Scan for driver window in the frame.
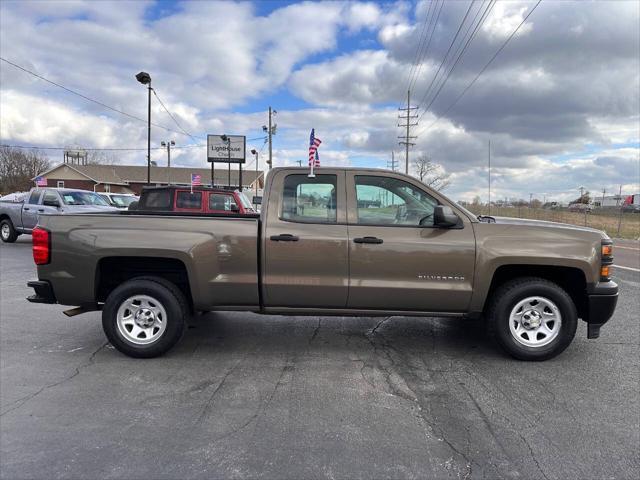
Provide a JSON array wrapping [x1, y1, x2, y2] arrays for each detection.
[[355, 175, 438, 226]]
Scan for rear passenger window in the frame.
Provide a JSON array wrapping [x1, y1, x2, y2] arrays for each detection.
[[28, 191, 42, 204], [209, 193, 237, 211], [281, 174, 337, 223], [142, 190, 171, 209], [176, 191, 202, 210]]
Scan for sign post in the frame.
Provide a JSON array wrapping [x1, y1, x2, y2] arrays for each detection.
[[207, 135, 246, 189]]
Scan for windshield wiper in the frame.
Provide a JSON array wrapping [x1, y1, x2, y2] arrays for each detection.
[[477, 215, 496, 223]]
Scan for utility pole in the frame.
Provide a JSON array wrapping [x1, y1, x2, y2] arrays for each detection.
[[488, 139, 491, 215], [579, 186, 585, 201], [268, 107, 273, 170], [529, 193, 533, 208], [398, 90, 417, 174], [264, 107, 276, 169], [616, 184, 623, 236], [387, 151, 398, 172], [601, 188, 606, 208]]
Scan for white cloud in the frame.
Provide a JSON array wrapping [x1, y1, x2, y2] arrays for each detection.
[[0, 0, 638, 202]]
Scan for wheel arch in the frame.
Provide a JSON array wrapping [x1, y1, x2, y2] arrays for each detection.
[[482, 264, 588, 320], [95, 256, 194, 310]]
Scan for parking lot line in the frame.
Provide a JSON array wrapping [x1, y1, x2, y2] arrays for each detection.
[[615, 265, 640, 272]]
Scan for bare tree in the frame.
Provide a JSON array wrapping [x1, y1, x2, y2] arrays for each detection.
[[571, 191, 591, 205], [0, 146, 50, 194], [412, 154, 450, 191]]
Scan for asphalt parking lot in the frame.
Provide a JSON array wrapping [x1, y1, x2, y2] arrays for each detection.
[[1, 237, 638, 480]]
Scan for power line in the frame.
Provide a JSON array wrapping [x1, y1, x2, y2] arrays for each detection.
[[405, 0, 436, 92], [415, 0, 477, 113], [1, 143, 198, 151], [417, 0, 496, 123], [409, 0, 444, 94], [1, 137, 267, 152], [1, 57, 191, 138], [415, 0, 543, 136], [151, 88, 202, 141]]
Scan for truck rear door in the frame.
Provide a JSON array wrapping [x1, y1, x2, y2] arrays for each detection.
[[263, 170, 348, 308], [345, 171, 476, 312]]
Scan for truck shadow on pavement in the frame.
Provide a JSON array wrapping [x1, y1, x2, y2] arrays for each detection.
[[176, 312, 500, 362]]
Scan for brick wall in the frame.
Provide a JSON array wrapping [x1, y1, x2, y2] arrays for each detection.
[[41, 179, 131, 194], [44, 179, 95, 190]]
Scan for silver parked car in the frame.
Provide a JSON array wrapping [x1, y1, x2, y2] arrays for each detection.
[[0, 188, 119, 243], [98, 192, 139, 209]]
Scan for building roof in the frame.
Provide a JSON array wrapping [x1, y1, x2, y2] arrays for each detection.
[[37, 163, 263, 187]]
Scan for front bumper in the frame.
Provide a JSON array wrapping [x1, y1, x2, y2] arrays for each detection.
[[26, 280, 57, 304], [585, 280, 618, 339]]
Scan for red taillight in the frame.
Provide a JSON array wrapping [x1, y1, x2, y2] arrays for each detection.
[[32, 228, 50, 265]]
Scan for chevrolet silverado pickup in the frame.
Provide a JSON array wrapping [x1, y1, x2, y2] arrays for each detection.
[[26, 167, 618, 360]]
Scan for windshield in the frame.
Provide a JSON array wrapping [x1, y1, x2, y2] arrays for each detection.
[[60, 191, 110, 206], [236, 190, 254, 210], [109, 195, 137, 207]]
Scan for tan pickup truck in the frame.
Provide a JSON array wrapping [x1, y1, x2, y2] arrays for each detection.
[[27, 167, 618, 360]]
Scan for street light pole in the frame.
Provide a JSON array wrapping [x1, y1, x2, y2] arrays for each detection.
[[161, 140, 175, 184], [251, 149, 259, 198], [221, 135, 232, 187], [135, 71, 152, 184]]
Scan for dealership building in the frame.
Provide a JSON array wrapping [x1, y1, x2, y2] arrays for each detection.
[[33, 163, 264, 195]]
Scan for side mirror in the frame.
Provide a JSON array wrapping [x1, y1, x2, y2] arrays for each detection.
[[43, 198, 60, 208], [434, 205, 459, 228], [128, 201, 139, 210], [230, 204, 240, 212]]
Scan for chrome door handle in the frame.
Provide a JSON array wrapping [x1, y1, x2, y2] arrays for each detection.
[[353, 236, 383, 244]]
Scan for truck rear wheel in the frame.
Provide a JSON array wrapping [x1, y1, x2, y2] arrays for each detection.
[[102, 277, 187, 358], [487, 277, 577, 361], [1, 219, 18, 243]]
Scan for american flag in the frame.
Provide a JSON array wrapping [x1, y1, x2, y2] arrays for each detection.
[[308, 128, 321, 167], [35, 176, 47, 186], [191, 173, 202, 186]]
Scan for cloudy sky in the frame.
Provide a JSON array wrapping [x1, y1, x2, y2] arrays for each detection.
[[1, 0, 638, 202]]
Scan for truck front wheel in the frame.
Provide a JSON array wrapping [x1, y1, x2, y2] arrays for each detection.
[[487, 277, 578, 361], [102, 277, 187, 358], [1, 219, 19, 243]]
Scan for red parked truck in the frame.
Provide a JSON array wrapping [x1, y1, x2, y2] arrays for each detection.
[[134, 186, 256, 215]]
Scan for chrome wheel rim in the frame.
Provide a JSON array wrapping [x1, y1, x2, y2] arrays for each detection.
[[1, 224, 10, 240], [116, 295, 167, 345], [509, 296, 562, 348]]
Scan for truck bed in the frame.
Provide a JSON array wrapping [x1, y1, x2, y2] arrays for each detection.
[[35, 212, 261, 310]]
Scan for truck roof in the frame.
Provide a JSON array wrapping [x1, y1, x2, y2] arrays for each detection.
[[141, 185, 242, 192]]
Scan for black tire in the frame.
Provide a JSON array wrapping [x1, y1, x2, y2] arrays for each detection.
[[0, 219, 19, 243], [102, 277, 188, 358], [487, 277, 578, 361]]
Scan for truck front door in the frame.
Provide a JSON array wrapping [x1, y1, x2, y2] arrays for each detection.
[[346, 172, 476, 313], [20, 190, 42, 231], [263, 170, 348, 308]]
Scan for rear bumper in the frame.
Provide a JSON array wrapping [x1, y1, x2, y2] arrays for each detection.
[[585, 281, 618, 339], [26, 280, 57, 304]]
